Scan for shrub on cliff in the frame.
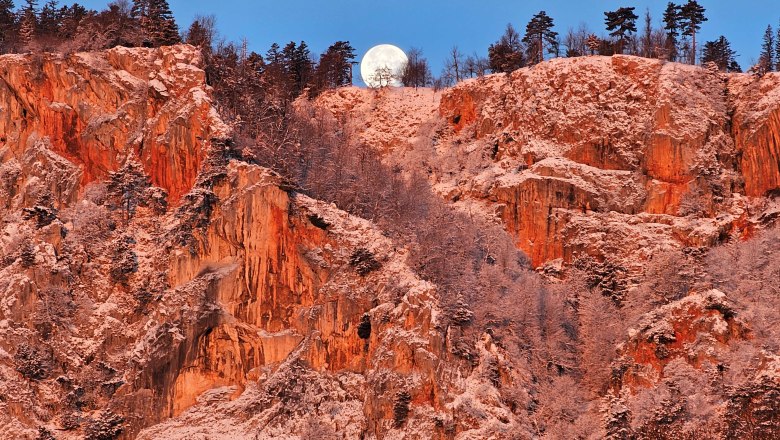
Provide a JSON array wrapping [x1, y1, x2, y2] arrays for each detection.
[[14, 343, 51, 380], [349, 248, 381, 276], [109, 234, 138, 284], [84, 410, 124, 440], [393, 391, 412, 427], [107, 157, 152, 222]]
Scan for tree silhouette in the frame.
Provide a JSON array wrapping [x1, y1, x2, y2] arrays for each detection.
[[679, 0, 707, 64], [488, 23, 524, 73], [604, 7, 639, 54], [401, 47, 432, 87], [313, 40, 355, 93], [522, 11, 558, 65], [761, 25, 775, 72], [702, 36, 740, 72], [663, 2, 681, 61]]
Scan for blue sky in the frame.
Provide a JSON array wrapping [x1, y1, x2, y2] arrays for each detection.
[[76, 0, 780, 85]]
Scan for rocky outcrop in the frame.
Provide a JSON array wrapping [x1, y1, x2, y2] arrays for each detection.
[[436, 56, 750, 267], [613, 290, 747, 391], [730, 72, 780, 198], [0, 45, 226, 205], [0, 46, 519, 440], [315, 56, 775, 269]]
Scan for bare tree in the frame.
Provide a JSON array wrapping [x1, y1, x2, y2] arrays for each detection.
[[369, 65, 395, 88], [401, 47, 432, 87], [564, 23, 591, 57], [443, 46, 464, 84]]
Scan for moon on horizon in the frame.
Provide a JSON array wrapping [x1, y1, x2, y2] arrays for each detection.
[[360, 44, 408, 88]]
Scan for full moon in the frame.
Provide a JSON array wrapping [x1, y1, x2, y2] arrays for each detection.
[[360, 44, 408, 88]]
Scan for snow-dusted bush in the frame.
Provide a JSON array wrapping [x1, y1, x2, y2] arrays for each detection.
[[14, 343, 51, 380], [84, 411, 124, 440]]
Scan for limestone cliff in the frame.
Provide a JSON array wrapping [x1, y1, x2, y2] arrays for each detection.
[[0, 45, 226, 207], [0, 46, 519, 440], [316, 56, 780, 272], [2, 46, 780, 440]]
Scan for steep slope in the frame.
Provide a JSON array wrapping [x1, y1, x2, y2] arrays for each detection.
[[2, 46, 780, 440], [0, 45, 226, 207], [312, 57, 780, 438], [0, 46, 522, 440], [317, 57, 780, 275]]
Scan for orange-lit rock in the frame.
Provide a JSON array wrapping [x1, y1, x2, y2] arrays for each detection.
[[0, 45, 226, 204], [730, 73, 780, 197], [612, 290, 748, 392]]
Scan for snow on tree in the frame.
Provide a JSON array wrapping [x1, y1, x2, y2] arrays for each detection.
[[369, 65, 394, 88], [522, 10, 558, 65], [604, 6, 639, 54], [488, 23, 524, 73], [18, 0, 37, 48], [585, 33, 601, 55], [109, 234, 138, 284], [107, 156, 151, 221], [131, 0, 179, 47]]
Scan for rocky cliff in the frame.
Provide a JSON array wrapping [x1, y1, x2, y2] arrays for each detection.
[[0, 46, 521, 440], [318, 56, 780, 272], [2, 46, 780, 439]]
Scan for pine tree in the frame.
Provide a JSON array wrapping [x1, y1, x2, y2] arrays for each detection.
[[313, 40, 355, 90], [38, 0, 59, 37], [147, 0, 178, 46], [776, 22, 780, 72], [0, 0, 16, 50], [663, 2, 681, 61], [702, 36, 740, 72], [679, 0, 707, 64], [265, 42, 281, 65], [586, 34, 600, 55], [522, 11, 558, 65], [184, 17, 211, 51], [641, 8, 653, 58], [281, 41, 312, 96], [57, 3, 86, 39], [604, 7, 639, 54], [107, 156, 151, 222], [761, 25, 775, 73], [18, 0, 37, 48], [488, 23, 524, 73], [132, 0, 179, 47]]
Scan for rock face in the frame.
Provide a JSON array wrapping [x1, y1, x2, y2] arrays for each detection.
[[0, 47, 518, 440], [436, 56, 765, 268], [730, 73, 780, 197], [316, 57, 780, 270], [2, 47, 780, 439], [0, 45, 226, 205]]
